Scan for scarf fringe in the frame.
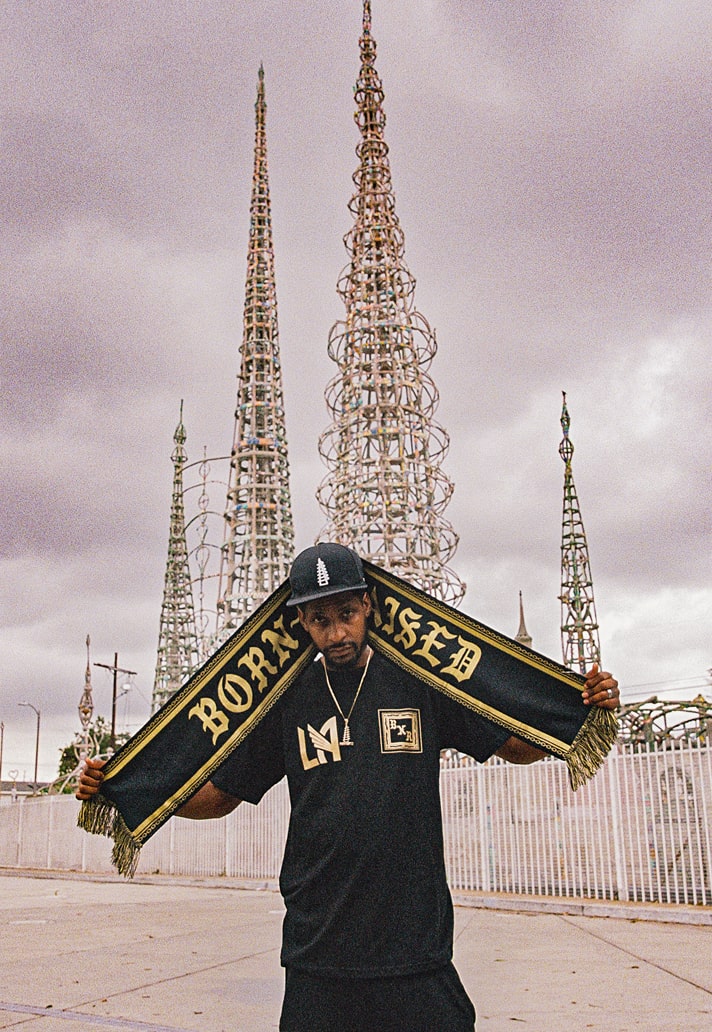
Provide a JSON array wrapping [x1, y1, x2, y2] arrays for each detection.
[[77, 795, 113, 835], [565, 707, 618, 790], [77, 797, 141, 878]]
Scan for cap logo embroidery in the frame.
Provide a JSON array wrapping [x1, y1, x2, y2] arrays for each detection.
[[316, 557, 330, 586]]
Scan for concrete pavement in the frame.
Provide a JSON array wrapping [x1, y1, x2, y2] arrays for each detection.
[[0, 871, 710, 1032]]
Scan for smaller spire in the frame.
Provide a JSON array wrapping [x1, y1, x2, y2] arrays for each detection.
[[558, 391, 600, 674], [515, 592, 533, 648], [77, 634, 94, 762], [174, 398, 186, 450], [152, 403, 200, 711]]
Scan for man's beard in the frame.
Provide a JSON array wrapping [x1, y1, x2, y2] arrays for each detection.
[[323, 636, 368, 669]]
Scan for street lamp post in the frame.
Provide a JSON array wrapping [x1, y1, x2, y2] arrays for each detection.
[[18, 702, 40, 792]]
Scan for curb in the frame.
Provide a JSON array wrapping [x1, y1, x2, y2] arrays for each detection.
[[451, 889, 712, 926], [2, 867, 709, 926]]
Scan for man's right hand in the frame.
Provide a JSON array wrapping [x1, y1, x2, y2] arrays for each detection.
[[75, 757, 107, 800]]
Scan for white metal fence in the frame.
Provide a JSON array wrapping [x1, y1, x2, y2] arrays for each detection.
[[1, 741, 710, 906], [440, 740, 712, 905]]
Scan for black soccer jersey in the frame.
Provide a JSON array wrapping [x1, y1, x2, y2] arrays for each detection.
[[211, 651, 509, 977]]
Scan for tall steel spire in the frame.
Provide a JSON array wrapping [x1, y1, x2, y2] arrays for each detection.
[[558, 392, 601, 673], [316, 1, 464, 605], [515, 592, 533, 649], [151, 402, 200, 712], [216, 66, 295, 637]]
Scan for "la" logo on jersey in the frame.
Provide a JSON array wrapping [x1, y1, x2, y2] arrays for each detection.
[[298, 716, 342, 770]]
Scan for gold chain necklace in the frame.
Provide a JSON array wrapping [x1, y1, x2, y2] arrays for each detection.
[[321, 647, 372, 746]]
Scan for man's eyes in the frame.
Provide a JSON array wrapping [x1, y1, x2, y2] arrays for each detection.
[[311, 608, 357, 625]]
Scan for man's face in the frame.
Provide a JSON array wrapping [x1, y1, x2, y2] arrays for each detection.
[[298, 591, 372, 669]]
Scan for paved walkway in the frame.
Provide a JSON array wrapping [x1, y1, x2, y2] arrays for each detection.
[[1, 871, 710, 1031]]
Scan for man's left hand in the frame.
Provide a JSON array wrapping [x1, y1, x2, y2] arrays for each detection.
[[582, 664, 619, 708]]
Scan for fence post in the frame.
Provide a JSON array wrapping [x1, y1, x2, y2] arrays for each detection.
[[607, 747, 628, 901], [225, 806, 232, 877], [16, 799, 24, 867], [47, 796, 54, 870], [476, 763, 491, 893], [700, 741, 712, 902], [81, 806, 88, 872]]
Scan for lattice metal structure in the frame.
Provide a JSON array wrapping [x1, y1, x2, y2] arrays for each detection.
[[617, 695, 712, 747], [183, 447, 229, 662], [216, 66, 295, 638], [558, 392, 600, 673], [49, 635, 106, 794], [316, 0, 464, 605], [151, 403, 200, 712]]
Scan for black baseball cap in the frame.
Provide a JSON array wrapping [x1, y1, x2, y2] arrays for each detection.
[[287, 543, 368, 607]]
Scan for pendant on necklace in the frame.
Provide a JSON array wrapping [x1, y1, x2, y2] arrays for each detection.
[[323, 648, 372, 749]]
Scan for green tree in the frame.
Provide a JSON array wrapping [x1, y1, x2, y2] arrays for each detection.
[[56, 716, 128, 782]]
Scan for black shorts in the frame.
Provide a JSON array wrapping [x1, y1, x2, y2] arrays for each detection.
[[279, 962, 476, 1032]]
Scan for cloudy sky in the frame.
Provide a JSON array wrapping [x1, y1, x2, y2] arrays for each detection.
[[2, 0, 710, 782]]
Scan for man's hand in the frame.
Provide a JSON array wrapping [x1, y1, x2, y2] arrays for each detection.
[[74, 755, 241, 820], [75, 757, 107, 800], [582, 665, 619, 709]]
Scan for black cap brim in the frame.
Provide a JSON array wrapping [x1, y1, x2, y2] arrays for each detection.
[[286, 581, 368, 607]]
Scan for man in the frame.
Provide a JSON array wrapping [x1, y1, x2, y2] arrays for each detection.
[[78, 542, 619, 1031]]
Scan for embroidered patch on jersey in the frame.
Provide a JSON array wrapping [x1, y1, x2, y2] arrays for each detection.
[[378, 709, 422, 753]]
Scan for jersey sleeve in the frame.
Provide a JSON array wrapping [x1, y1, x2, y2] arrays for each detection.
[[210, 701, 285, 804], [435, 690, 511, 761]]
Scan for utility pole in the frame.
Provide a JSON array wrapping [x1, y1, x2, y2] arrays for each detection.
[[18, 702, 40, 791], [94, 654, 137, 753]]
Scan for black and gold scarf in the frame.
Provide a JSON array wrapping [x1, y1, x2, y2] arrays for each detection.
[[78, 561, 617, 876]]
